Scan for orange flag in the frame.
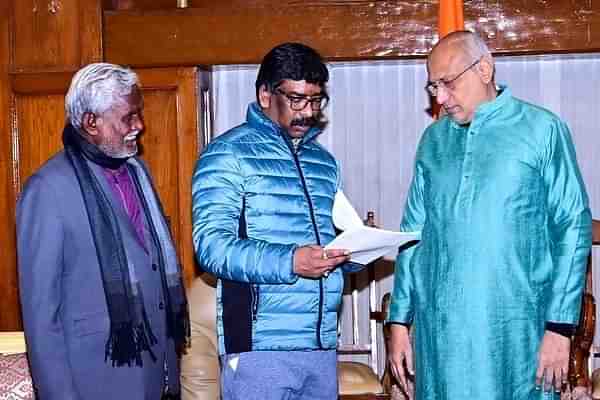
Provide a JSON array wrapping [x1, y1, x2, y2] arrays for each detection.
[[439, 0, 464, 39], [432, 0, 464, 118]]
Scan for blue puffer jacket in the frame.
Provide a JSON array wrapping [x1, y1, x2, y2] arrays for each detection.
[[192, 102, 347, 355]]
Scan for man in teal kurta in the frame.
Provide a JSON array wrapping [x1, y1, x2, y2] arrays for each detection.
[[387, 31, 592, 400]]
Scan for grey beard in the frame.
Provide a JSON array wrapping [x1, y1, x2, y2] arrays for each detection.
[[98, 142, 138, 159]]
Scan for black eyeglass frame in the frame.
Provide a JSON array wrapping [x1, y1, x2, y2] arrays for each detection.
[[426, 58, 481, 97], [274, 88, 330, 111]]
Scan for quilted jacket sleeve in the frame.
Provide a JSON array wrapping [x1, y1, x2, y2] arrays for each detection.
[[192, 141, 298, 284]]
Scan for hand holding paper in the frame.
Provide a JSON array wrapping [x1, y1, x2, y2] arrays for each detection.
[[325, 191, 420, 265], [293, 245, 350, 279]]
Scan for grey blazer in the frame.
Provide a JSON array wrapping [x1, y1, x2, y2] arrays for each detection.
[[17, 151, 180, 400]]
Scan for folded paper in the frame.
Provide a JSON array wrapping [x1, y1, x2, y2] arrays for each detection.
[[326, 191, 420, 265]]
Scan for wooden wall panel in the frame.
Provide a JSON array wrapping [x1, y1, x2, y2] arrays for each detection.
[[138, 89, 181, 258], [80, 0, 104, 64], [104, 0, 600, 67], [104, 4, 432, 66], [104, 0, 422, 11], [135, 68, 201, 287], [10, 72, 72, 189], [172, 68, 202, 287], [11, 0, 102, 72], [0, 0, 19, 331], [15, 95, 66, 184], [12, 0, 81, 71]]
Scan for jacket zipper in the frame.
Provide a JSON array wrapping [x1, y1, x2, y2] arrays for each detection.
[[290, 147, 324, 349], [238, 197, 259, 322], [251, 284, 259, 321]]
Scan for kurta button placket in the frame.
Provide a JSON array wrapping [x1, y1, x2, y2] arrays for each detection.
[[459, 125, 476, 203]]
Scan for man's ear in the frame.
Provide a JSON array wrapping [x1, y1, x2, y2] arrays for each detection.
[[81, 112, 99, 136], [258, 84, 273, 109], [477, 55, 495, 84]]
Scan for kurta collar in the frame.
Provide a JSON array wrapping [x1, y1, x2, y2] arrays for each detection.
[[246, 102, 322, 149], [449, 84, 512, 130]]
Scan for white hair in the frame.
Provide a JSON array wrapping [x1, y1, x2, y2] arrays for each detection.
[[65, 63, 139, 130], [461, 31, 492, 61], [435, 30, 492, 62]]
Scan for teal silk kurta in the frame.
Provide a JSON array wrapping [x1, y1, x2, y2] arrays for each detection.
[[389, 86, 592, 400]]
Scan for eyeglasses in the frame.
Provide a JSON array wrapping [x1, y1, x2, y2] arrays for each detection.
[[426, 58, 481, 97], [275, 88, 329, 111]]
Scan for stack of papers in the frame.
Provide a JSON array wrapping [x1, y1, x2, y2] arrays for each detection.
[[325, 191, 420, 265]]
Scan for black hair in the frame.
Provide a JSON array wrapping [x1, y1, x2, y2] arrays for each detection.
[[255, 42, 329, 100]]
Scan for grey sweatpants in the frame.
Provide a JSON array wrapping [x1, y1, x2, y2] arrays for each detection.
[[220, 350, 337, 400]]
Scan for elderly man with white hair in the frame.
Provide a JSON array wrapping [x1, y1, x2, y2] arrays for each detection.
[[17, 63, 189, 400], [387, 31, 592, 400]]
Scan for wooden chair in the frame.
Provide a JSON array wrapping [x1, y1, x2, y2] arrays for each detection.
[[338, 260, 385, 399], [337, 212, 401, 399], [338, 211, 405, 400], [565, 219, 600, 398], [338, 260, 395, 399]]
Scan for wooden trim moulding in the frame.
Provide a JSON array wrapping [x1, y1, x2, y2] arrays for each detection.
[[103, 6, 438, 67], [9, 67, 184, 94], [103, 2, 600, 68]]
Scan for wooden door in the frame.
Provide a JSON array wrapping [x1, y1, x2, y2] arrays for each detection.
[[2, 67, 201, 330]]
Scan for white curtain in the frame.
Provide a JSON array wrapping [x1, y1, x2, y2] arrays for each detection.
[[209, 54, 600, 371], [212, 56, 600, 221]]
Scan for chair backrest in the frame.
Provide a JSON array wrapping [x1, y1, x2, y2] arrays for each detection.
[[570, 219, 600, 389], [337, 211, 395, 378], [338, 266, 381, 374], [180, 273, 220, 400]]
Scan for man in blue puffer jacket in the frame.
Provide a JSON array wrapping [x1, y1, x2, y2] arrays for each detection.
[[192, 43, 359, 400]]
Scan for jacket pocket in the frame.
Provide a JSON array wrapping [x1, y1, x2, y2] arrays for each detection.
[[72, 311, 109, 337]]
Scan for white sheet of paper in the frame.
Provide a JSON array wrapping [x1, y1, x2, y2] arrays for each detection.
[[327, 191, 421, 265], [331, 190, 364, 231]]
